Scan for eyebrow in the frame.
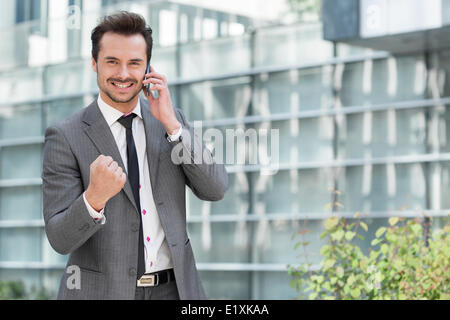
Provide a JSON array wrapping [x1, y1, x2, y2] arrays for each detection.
[[104, 56, 144, 63]]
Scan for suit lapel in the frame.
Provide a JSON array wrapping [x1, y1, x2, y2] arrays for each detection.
[[140, 97, 163, 190], [82, 99, 139, 213]]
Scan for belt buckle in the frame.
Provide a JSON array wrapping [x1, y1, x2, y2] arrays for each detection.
[[137, 274, 159, 287]]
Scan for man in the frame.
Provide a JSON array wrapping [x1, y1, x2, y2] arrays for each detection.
[[42, 11, 228, 300]]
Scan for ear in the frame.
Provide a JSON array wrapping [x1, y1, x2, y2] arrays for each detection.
[[91, 56, 97, 73]]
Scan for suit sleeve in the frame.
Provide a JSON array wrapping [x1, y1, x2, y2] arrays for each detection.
[[42, 125, 105, 255], [168, 108, 229, 201]]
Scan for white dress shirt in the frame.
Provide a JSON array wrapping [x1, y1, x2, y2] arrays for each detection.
[[82, 94, 181, 274]]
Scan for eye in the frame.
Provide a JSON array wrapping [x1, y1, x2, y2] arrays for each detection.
[[107, 60, 117, 65]]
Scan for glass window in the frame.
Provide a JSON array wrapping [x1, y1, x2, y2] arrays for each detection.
[[0, 186, 42, 221], [199, 271, 251, 300], [187, 172, 249, 217], [180, 35, 252, 79], [152, 46, 178, 81], [179, 77, 252, 121], [256, 271, 300, 299], [44, 60, 97, 96], [0, 144, 42, 179], [44, 97, 84, 129], [440, 162, 450, 210], [253, 66, 333, 115], [436, 105, 450, 153], [338, 108, 427, 160], [338, 163, 427, 213], [0, 228, 41, 262], [42, 235, 67, 266], [0, 103, 42, 139], [0, 67, 44, 104], [188, 221, 251, 263], [429, 49, 450, 97], [340, 54, 427, 106], [254, 118, 334, 165], [254, 219, 325, 265], [15, 0, 41, 23], [254, 23, 333, 68], [250, 169, 334, 215]]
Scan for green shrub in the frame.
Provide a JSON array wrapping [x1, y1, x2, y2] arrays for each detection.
[[288, 208, 449, 300], [0, 281, 53, 300], [0, 280, 26, 300]]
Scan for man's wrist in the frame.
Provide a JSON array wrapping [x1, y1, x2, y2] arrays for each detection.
[[84, 188, 106, 212], [165, 121, 182, 135]]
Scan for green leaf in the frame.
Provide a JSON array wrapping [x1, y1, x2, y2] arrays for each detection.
[[380, 243, 389, 254], [369, 250, 380, 260], [343, 285, 350, 295], [323, 259, 336, 269], [371, 238, 381, 246], [345, 231, 356, 241], [331, 229, 345, 241], [350, 288, 361, 299], [336, 266, 344, 278], [360, 222, 368, 232], [388, 217, 399, 226], [325, 217, 339, 230], [393, 259, 403, 270], [356, 234, 365, 240], [411, 223, 422, 235], [289, 279, 297, 288], [375, 227, 387, 238], [320, 245, 330, 255], [347, 274, 355, 286], [308, 292, 318, 300], [359, 260, 367, 270], [320, 230, 329, 239]]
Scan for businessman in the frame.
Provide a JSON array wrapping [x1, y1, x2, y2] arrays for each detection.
[[42, 11, 228, 300]]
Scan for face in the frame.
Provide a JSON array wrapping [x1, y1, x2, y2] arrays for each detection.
[[92, 32, 147, 111]]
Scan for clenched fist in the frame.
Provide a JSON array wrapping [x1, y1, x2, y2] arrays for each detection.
[[84, 155, 126, 212]]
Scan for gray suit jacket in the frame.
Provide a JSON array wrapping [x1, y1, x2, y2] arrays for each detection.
[[41, 97, 228, 300]]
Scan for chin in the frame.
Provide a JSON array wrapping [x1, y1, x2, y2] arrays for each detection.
[[106, 90, 139, 104]]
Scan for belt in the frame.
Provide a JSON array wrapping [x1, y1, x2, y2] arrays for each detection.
[[136, 269, 175, 287]]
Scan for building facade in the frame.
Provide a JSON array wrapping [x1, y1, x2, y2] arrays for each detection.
[[0, 0, 448, 299]]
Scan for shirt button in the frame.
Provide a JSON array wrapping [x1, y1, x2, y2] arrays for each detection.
[[131, 223, 139, 232], [129, 268, 136, 276]]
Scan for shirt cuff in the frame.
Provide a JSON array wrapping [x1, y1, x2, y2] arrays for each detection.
[[167, 125, 183, 142], [83, 192, 106, 225]]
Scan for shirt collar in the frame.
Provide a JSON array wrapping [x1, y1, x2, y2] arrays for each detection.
[[97, 93, 142, 127]]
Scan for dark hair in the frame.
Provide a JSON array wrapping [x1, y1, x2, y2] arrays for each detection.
[[91, 11, 153, 64]]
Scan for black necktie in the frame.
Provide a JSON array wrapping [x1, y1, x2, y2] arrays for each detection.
[[117, 113, 145, 280]]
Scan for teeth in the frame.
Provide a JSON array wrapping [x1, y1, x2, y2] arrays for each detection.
[[113, 83, 131, 88]]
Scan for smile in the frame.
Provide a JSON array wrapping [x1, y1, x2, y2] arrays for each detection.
[[112, 82, 133, 88]]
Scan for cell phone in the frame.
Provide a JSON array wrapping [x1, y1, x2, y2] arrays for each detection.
[[144, 63, 151, 96], [143, 63, 159, 99]]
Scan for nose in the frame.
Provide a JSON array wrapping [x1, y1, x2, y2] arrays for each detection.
[[116, 64, 131, 80]]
